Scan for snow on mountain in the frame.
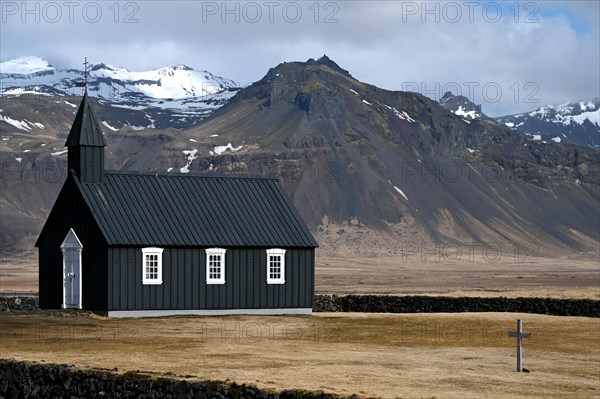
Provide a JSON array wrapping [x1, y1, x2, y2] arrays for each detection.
[[0, 57, 240, 129], [0, 56, 54, 74], [438, 89, 599, 147], [0, 110, 45, 131], [439, 91, 487, 120], [454, 105, 480, 120], [496, 99, 600, 147], [89, 62, 234, 98]]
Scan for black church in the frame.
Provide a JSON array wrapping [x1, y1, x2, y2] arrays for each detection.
[[36, 92, 318, 317]]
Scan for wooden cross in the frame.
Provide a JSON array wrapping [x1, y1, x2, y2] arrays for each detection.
[[508, 319, 531, 372]]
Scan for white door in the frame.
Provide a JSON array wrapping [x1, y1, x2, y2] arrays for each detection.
[[61, 229, 82, 309]]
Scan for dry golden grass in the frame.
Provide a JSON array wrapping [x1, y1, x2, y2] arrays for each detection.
[[1, 312, 599, 398], [315, 254, 600, 299], [3, 253, 599, 299]]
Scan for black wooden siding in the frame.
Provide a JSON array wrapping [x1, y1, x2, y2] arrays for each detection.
[[68, 146, 104, 183], [107, 248, 314, 311], [37, 176, 108, 310]]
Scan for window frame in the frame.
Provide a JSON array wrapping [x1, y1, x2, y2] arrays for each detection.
[[206, 248, 226, 284], [142, 247, 164, 285], [266, 248, 286, 284]]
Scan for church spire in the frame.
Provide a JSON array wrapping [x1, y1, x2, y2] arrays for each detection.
[[65, 66, 106, 183], [65, 92, 106, 147]]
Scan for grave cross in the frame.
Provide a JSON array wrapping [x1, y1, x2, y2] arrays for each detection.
[[508, 319, 531, 372]]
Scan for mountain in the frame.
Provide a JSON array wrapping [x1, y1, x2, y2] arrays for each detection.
[[1, 55, 599, 261], [438, 92, 600, 148], [182, 55, 599, 254], [439, 91, 489, 121], [496, 100, 600, 147], [0, 56, 240, 129]]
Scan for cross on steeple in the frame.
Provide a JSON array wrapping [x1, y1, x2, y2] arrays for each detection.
[[74, 57, 90, 92], [83, 57, 89, 92]]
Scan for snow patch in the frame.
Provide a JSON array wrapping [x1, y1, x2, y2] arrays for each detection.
[[102, 121, 119, 131], [579, 101, 595, 111], [32, 122, 44, 129], [2, 88, 51, 96], [210, 134, 219, 137], [350, 89, 359, 96], [112, 104, 146, 111], [189, 138, 198, 142], [504, 122, 515, 128], [51, 149, 68, 156], [15, 157, 22, 163], [127, 125, 146, 131], [64, 101, 77, 108], [0, 114, 32, 131], [0, 56, 54, 74], [90, 63, 231, 99], [532, 135, 541, 141], [454, 106, 479, 119], [551, 137, 561, 143], [23, 149, 31, 153], [145, 114, 156, 129], [393, 186, 409, 201], [393, 107, 417, 123], [167, 167, 173, 172], [529, 106, 553, 118], [362, 99, 371, 106], [213, 143, 243, 155], [571, 109, 600, 126], [180, 149, 198, 173], [467, 148, 475, 153]]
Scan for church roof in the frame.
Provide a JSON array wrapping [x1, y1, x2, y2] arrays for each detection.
[[65, 92, 107, 147], [73, 171, 318, 248]]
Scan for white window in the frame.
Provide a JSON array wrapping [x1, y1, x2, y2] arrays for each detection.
[[266, 248, 286, 284], [206, 248, 226, 284], [142, 247, 163, 285]]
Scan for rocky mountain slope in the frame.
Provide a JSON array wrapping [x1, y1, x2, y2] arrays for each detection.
[[183, 56, 599, 254], [1, 56, 599, 260], [439, 91, 489, 121]]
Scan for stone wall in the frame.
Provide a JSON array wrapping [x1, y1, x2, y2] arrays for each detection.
[[313, 294, 600, 317], [1, 295, 598, 317], [0, 359, 347, 399], [0, 296, 38, 313]]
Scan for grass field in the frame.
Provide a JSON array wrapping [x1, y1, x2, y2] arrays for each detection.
[[2, 253, 599, 298], [1, 253, 598, 397], [1, 312, 599, 398]]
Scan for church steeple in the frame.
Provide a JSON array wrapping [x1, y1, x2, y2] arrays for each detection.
[[65, 91, 106, 183]]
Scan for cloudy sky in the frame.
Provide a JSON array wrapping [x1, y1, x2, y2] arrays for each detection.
[[1, 0, 598, 116]]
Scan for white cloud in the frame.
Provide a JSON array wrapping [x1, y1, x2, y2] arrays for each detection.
[[1, 1, 597, 116]]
